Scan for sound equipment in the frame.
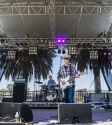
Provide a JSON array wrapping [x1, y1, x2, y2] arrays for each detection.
[[58, 103, 92, 124], [90, 93, 105, 102], [2, 98, 13, 102], [0, 102, 33, 122], [13, 83, 26, 103]]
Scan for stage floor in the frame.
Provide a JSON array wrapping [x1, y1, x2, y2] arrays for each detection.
[[31, 108, 112, 123]]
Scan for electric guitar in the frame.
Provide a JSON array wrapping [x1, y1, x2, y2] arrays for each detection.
[[61, 72, 86, 89]]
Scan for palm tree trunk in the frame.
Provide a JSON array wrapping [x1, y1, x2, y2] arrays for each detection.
[[93, 67, 101, 93]]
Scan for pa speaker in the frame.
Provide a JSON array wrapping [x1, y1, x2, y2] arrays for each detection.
[[13, 83, 26, 103], [58, 103, 92, 124], [0, 102, 33, 122]]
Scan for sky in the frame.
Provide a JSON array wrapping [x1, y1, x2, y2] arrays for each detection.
[[0, 50, 109, 91]]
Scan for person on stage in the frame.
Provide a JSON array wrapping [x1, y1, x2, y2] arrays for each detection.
[[47, 75, 56, 88], [59, 54, 80, 103]]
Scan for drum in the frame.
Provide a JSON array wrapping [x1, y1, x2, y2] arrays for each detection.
[[41, 85, 47, 90], [46, 88, 57, 101]]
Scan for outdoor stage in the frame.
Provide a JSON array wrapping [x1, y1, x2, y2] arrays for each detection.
[[31, 107, 112, 124]]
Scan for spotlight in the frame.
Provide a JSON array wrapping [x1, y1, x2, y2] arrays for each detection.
[[108, 52, 111, 56], [14, 43, 19, 48], [77, 44, 81, 48], [62, 50, 66, 54], [58, 49, 61, 54], [1, 51, 7, 56], [19, 43, 23, 47], [56, 39, 66, 44], [104, 52, 107, 56], [82, 43, 86, 48], [29, 47, 37, 55]]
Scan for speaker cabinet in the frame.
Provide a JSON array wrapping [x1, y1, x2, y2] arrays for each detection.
[[13, 83, 26, 103], [90, 93, 105, 102], [58, 103, 92, 124], [0, 102, 33, 122]]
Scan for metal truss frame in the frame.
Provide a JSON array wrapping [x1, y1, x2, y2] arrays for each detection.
[[48, 0, 55, 39], [0, 2, 112, 15], [0, 38, 112, 50]]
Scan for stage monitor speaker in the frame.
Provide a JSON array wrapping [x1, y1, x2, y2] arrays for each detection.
[[58, 103, 92, 124], [0, 102, 33, 122], [13, 83, 26, 103], [90, 93, 105, 102]]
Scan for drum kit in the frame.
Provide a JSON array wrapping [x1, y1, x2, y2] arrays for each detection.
[[34, 81, 64, 102]]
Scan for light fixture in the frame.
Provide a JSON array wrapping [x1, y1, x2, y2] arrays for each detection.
[[89, 51, 98, 59], [19, 43, 23, 47], [14, 43, 19, 48], [103, 52, 111, 56], [68, 45, 77, 55], [58, 49, 61, 54], [48, 39, 57, 49], [7, 51, 16, 59], [29, 47, 37, 55], [62, 49, 66, 54], [1, 51, 7, 56], [56, 38, 66, 45]]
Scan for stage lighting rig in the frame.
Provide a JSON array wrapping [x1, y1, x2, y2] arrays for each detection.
[[7, 50, 16, 59], [29, 47, 38, 55], [68, 45, 78, 55], [89, 51, 98, 59]]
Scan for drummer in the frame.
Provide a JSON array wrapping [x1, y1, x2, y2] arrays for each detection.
[[47, 75, 56, 88]]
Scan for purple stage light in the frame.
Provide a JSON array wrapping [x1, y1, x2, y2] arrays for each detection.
[[19, 43, 23, 47], [108, 52, 111, 55], [104, 52, 107, 55], [62, 40, 65, 43], [2, 52, 6, 55], [56, 38, 66, 44], [14, 43, 18, 48]]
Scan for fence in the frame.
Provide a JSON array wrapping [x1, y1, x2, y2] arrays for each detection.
[[0, 90, 109, 103]]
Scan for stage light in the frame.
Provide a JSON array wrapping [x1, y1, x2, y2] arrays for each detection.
[[29, 47, 37, 55], [62, 49, 66, 54], [14, 43, 19, 48], [19, 43, 23, 47], [1, 51, 7, 56], [68, 45, 77, 55], [108, 52, 111, 56], [7, 51, 16, 59], [89, 51, 98, 59], [77, 44, 81, 48], [56, 39, 66, 44], [48, 39, 57, 49], [87, 43, 91, 48], [58, 49, 61, 54], [104, 52, 107, 55], [82, 43, 86, 48]]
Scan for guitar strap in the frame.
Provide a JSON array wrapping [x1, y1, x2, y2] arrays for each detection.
[[70, 63, 72, 83]]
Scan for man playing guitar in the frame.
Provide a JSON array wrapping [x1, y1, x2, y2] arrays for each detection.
[[59, 54, 80, 103]]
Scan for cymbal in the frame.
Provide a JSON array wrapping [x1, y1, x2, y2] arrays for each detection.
[[35, 81, 43, 84]]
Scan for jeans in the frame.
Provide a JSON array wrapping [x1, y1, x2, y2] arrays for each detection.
[[64, 87, 74, 103]]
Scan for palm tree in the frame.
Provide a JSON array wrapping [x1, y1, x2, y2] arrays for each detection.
[[0, 49, 56, 82], [77, 49, 111, 93]]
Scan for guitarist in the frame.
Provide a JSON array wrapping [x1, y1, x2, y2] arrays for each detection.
[[59, 54, 80, 103]]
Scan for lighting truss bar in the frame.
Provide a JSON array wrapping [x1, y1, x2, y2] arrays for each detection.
[[0, 2, 112, 16], [0, 38, 112, 49], [48, 0, 55, 39]]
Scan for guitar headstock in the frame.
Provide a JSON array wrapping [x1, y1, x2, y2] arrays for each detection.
[[80, 72, 86, 76]]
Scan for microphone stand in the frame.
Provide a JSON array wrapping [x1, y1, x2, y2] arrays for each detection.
[[57, 56, 63, 103]]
